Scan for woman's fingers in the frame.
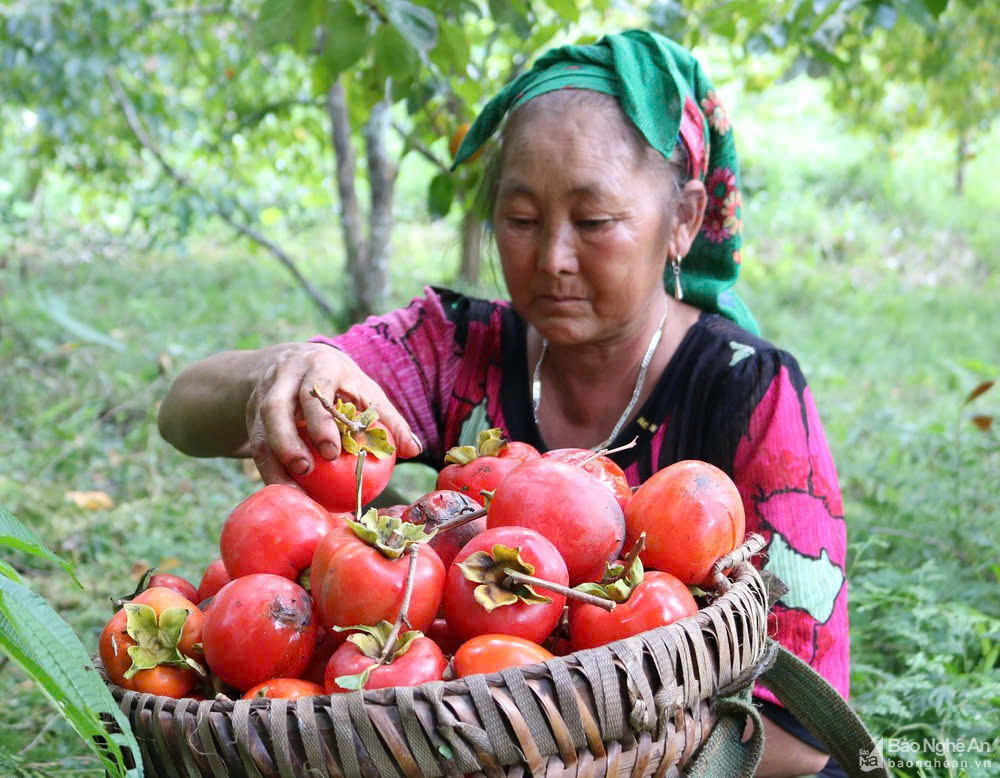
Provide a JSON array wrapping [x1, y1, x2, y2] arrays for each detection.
[[300, 354, 422, 461], [298, 376, 345, 460], [246, 357, 314, 476]]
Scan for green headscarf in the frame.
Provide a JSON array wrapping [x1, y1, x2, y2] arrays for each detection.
[[452, 29, 759, 335]]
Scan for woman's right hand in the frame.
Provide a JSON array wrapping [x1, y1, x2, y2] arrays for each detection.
[[244, 343, 422, 486]]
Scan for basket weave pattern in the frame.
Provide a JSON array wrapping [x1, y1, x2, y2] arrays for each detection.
[[107, 536, 770, 778]]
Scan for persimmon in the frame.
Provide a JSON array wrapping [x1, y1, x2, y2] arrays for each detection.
[[100, 587, 205, 697], [625, 460, 745, 585], [449, 122, 483, 162]]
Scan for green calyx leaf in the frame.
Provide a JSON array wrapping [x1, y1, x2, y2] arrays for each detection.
[[443, 444, 478, 465], [476, 428, 506, 457], [122, 604, 193, 679], [459, 544, 551, 612], [578, 555, 647, 604], [443, 427, 507, 463], [342, 620, 424, 661], [334, 399, 396, 460], [347, 508, 435, 559]]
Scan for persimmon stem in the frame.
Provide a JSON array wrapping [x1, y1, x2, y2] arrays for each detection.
[[354, 449, 366, 521], [578, 436, 638, 469], [432, 506, 487, 533], [378, 545, 419, 662], [502, 569, 616, 612], [605, 532, 646, 585], [310, 386, 366, 435]]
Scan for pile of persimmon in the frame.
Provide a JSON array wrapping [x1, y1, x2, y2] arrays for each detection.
[[99, 394, 745, 702]]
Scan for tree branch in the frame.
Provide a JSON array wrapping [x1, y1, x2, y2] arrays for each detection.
[[107, 69, 337, 321], [392, 121, 449, 172], [327, 79, 366, 280]]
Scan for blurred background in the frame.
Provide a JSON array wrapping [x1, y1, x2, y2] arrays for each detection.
[[1, 1, 998, 775]]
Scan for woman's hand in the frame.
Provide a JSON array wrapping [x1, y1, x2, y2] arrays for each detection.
[[243, 343, 421, 485], [158, 342, 421, 485]]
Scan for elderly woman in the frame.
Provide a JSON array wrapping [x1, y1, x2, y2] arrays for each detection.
[[158, 31, 847, 777]]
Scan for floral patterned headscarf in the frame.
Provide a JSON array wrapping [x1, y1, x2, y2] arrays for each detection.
[[452, 29, 758, 334]]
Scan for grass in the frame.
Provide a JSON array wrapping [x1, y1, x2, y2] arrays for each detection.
[[1, 78, 998, 776]]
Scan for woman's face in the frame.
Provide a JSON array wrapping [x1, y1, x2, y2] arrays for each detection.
[[493, 101, 673, 346]]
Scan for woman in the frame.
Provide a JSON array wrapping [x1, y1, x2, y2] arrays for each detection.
[[159, 31, 846, 777]]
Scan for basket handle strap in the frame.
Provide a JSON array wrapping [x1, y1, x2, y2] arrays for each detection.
[[759, 641, 889, 778], [684, 684, 763, 778]]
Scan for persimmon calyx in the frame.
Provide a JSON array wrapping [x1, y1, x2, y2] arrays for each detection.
[[332, 621, 423, 690], [122, 604, 203, 679], [576, 555, 646, 604], [476, 428, 506, 457], [333, 399, 395, 460], [443, 428, 506, 464], [347, 508, 435, 559], [459, 544, 552, 612]]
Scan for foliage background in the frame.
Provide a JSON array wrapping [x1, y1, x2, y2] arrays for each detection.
[[1, 0, 999, 776]]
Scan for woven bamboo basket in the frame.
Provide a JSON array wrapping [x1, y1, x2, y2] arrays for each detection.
[[102, 534, 777, 778]]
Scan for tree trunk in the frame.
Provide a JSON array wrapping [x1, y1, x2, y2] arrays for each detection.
[[327, 80, 366, 282], [459, 209, 481, 283], [361, 82, 396, 319], [955, 130, 969, 196]]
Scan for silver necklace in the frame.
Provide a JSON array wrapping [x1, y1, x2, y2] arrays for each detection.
[[532, 306, 669, 451]]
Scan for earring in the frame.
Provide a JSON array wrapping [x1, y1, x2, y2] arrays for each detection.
[[672, 255, 683, 301]]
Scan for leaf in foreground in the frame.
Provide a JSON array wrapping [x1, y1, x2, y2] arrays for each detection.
[[0, 506, 81, 587], [0, 577, 143, 777]]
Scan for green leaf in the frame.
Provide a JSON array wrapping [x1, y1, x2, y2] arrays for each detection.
[[922, 0, 949, 17], [0, 577, 143, 777], [252, 0, 313, 49], [0, 560, 26, 586], [335, 664, 374, 690], [546, 0, 580, 22], [433, 22, 471, 71], [893, 0, 938, 33], [0, 506, 81, 587], [385, 0, 438, 55], [322, 1, 371, 76], [32, 291, 125, 352], [427, 172, 455, 219], [373, 24, 420, 81]]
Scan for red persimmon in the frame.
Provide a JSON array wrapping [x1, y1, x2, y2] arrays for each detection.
[[486, 459, 625, 585], [542, 448, 631, 513], [402, 490, 485, 571], [310, 513, 444, 640], [435, 429, 528, 505], [625, 460, 745, 585], [146, 574, 198, 604], [453, 634, 553, 677], [242, 678, 324, 700], [443, 526, 568, 644], [292, 402, 396, 512], [324, 627, 447, 693], [196, 559, 231, 604], [220, 484, 336, 584], [569, 570, 697, 651], [202, 574, 318, 692], [100, 587, 204, 697]]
